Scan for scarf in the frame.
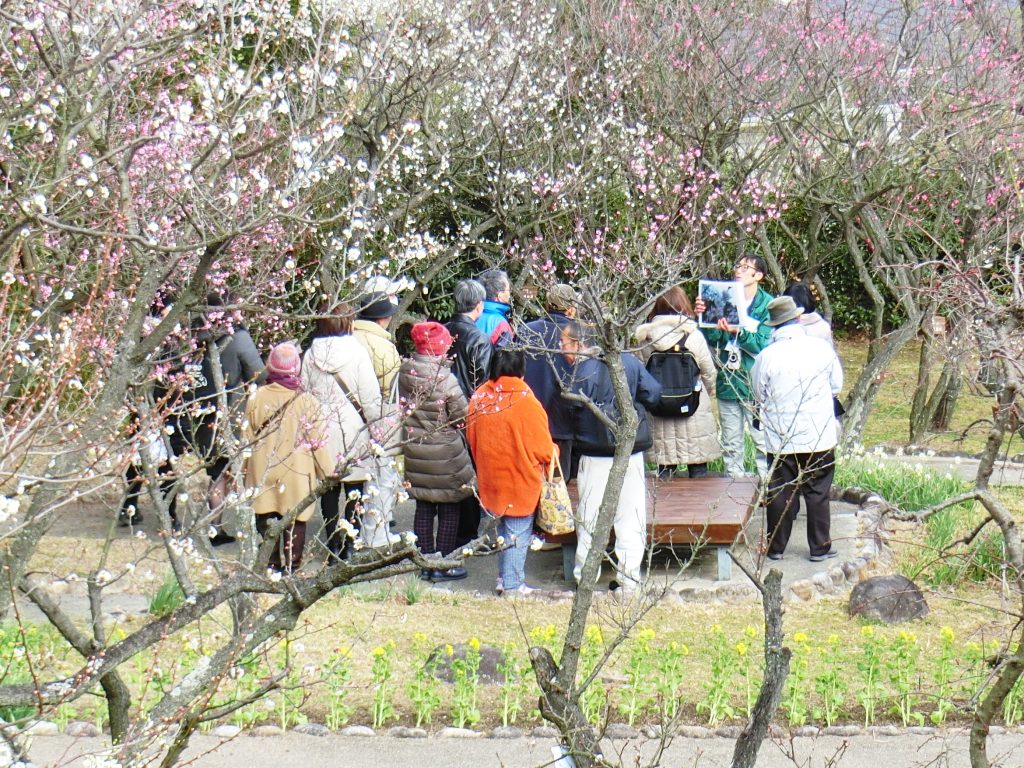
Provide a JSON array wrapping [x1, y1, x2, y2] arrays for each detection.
[[266, 370, 303, 391]]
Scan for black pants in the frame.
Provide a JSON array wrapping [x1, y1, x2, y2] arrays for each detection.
[[168, 414, 229, 482], [121, 462, 178, 526], [765, 450, 835, 557], [455, 495, 483, 548], [555, 438, 580, 481], [256, 513, 307, 573]]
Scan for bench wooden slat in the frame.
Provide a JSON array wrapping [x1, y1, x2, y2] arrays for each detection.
[[564, 475, 759, 546]]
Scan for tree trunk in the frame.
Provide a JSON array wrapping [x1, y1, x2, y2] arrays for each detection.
[[968, 345, 1023, 768], [531, 350, 638, 768], [909, 327, 934, 444], [100, 673, 133, 744], [732, 569, 791, 768], [839, 320, 919, 451], [927, 363, 962, 433]]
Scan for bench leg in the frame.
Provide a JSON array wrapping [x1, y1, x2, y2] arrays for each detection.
[[562, 542, 577, 583], [716, 546, 732, 581]]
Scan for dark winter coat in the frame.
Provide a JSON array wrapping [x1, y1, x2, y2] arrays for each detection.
[[183, 328, 267, 407], [398, 353, 477, 503], [521, 312, 575, 439], [446, 314, 493, 400], [563, 352, 662, 457]]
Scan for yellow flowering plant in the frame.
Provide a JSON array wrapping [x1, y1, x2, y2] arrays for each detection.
[[887, 629, 923, 726], [371, 640, 397, 729], [323, 646, 353, 730], [406, 634, 442, 728], [856, 625, 885, 726], [451, 638, 482, 728]]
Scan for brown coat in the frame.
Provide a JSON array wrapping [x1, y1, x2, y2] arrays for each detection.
[[243, 383, 334, 521], [635, 315, 722, 466], [398, 353, 476, 503]]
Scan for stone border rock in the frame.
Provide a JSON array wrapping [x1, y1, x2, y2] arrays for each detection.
[[779, 486, 889, 604]]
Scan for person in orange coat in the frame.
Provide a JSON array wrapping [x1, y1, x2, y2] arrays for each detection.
[[467, 346, 556, 595]]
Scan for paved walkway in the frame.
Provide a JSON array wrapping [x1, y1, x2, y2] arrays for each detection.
[[379, 496, 863, 601], [27, 729, 1024, 768], [22, 453, 1020, 623], [875, 454, 1024, 486]]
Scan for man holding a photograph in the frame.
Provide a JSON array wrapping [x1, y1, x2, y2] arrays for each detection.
[[694, 254, 773, 478]]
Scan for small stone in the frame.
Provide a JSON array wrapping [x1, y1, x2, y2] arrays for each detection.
[[438, 727, 482, 738], [250, 725, 284, 737], [23, 720, 59, 736], [769, 724, 788, 738], [908, 726, 936, 736], [64, 721, 100, 737], [828, 567, 847, 586], [387, 726, 428, 738], [841, 560, 862, 581], [641, 724, 668, 738], [867, 725, 900, 737], [340, 725, 376, 737], [789, 579, 815, 601], [794, 725, 819, 738], [823, 725, 862, 736], [811, 572, 833, 592], [987, 725, 1006, 735], [212, 724, 242, 739], [858, 543, 878, 559], [715, 725, 744, 738], [604, 723, 638, 739], [293, 723, 330, 737], [532, 725, 560, 738], [490, 726, 523, 739], [677, 725, 712, 739]]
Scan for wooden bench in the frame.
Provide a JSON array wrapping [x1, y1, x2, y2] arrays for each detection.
[[555, 475, 759, 581]]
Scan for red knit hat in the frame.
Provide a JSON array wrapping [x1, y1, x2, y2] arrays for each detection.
[[410, 321, 453, 356], [266, 342, 302, 376]]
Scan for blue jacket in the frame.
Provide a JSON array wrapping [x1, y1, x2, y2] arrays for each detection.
[[521, 312, 574, 439], [564, 352, 662, 457], [475, 300, 513, 345]]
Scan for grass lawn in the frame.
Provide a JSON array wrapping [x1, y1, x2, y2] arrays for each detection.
[[836, 337, 996, 455]]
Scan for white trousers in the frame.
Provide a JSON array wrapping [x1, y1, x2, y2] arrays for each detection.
[[360, 456, 402, 547], [573, 452, 647, 590]]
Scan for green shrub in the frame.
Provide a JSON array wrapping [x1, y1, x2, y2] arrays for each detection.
[[835, 451, 1003, 586], [148, 574, 185, 617]]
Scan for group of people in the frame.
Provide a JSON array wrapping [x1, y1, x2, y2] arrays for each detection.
[[125, 256, 844, 588]]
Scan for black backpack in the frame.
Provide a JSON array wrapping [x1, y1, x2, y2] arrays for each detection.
[[645, 339, 702, 418]]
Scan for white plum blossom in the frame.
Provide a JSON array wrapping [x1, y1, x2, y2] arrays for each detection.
[[0, 495, 20, 523]]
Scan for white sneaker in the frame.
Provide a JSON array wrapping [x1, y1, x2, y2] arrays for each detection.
[[495, 578, 504, 596], [504, 584, 538, 597]]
